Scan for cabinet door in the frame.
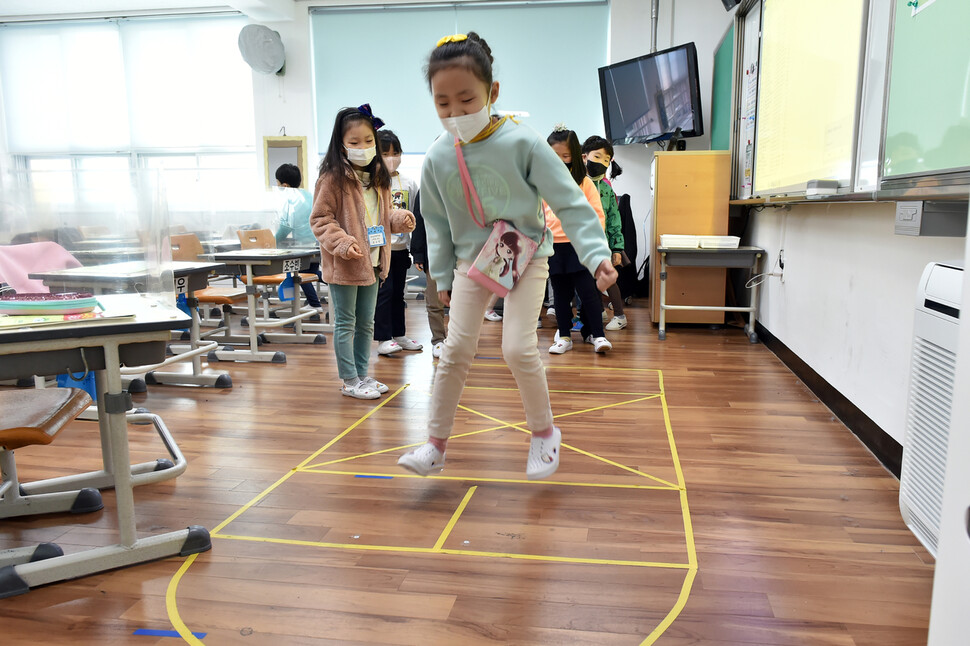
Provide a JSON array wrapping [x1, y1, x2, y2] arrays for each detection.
[[649, 152, 731, 323]]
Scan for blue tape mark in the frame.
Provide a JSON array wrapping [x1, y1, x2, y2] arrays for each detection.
[[474, 355, 502, 360], [354, 474, 393, 479], [133, 629, 207, 638]]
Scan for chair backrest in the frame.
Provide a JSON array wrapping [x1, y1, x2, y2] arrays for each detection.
[[0, 242, 82, 294], [170, 234, 205, 261], [236, 229, 276, 250]]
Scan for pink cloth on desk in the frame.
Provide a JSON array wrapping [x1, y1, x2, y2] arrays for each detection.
[[0, 242, 82, 294]]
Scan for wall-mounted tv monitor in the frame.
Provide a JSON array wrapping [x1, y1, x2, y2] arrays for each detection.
[[598, 43, 704, 146]]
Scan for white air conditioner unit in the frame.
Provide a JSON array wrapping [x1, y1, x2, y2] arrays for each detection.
[[899, 261, 963, 556]]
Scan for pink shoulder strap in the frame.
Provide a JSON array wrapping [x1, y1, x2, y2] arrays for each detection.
[[453, 138, 487, 230]]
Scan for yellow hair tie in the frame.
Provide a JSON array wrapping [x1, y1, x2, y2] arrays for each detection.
[[436, 33, 467, 48]]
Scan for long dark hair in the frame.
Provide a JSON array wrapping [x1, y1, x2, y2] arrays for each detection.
[[426, 31, 494, 90], [581, 135, 624, 180], [547, 128, 585, 186], [498, 231, 521, 280], [318, 107, 391, 195]]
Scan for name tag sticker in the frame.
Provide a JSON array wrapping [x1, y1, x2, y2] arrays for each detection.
[[367, 225, 387, 248]]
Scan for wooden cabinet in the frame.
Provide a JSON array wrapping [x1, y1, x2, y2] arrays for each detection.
[[649, 151, 731, 324]]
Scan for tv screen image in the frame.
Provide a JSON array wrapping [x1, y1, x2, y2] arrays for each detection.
[[598, 43, 703, 145]]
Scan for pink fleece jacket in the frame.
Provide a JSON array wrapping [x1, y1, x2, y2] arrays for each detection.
[[310, 171, 414, 286]]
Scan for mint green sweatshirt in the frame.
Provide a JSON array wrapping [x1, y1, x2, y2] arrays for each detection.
[[420, 119, 611, 291]]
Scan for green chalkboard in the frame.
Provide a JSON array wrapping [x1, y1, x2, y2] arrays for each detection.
[[711, 23, 734, 152], [883, 0, 970, 179]]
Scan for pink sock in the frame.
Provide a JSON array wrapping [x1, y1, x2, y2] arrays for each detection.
[[532, 425, 555, 439], [428, 436, 448, 453]]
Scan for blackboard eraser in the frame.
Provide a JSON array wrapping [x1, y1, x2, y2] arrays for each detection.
[[806, 179, 839, 198]]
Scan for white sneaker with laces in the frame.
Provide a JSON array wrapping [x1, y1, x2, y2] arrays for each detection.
[[584, 336, 612, 353], [393, 336, 423, 351], [377, 340, 402, 355], [549, 336, 573, 354], [546, 306, 556, 318], [432, 341, 445, 358], [340, 380, 380, 400], [605, 315, 627, 331], [527, 426, 561, 480], [361, 376, 389, 394], [397, 443, 445, 476], [484, 310, 503, 321]]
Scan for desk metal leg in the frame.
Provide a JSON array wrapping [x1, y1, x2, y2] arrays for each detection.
[[658, 252, 668, 341], [0, 339, 210, 599], [142, 296, 233, 387], [208, 263, 286, 363], [745, 253, 762, 344], [258, 283, 330, 344]]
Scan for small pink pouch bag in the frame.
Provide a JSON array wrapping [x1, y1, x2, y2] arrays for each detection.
[[454, 138, 538, 298]]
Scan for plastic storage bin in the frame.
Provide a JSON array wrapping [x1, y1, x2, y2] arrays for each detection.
[[659, 234, 700, 249], [698, 236, 740, 249]]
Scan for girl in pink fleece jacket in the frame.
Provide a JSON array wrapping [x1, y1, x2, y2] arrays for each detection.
[[310, 105, 415, 400]]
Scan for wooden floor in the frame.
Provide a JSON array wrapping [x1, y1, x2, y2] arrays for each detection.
[[0, 297, 934, 645]]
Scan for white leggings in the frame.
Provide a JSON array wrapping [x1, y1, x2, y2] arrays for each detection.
[[428, 258, 553, 440]]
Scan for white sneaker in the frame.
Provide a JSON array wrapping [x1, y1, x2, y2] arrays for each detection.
[[584, 336, 612, 353], [484, 309, 503, 321], [527, 426, 561, 480], [340, 380, 380, 400], [432, 341, 445, 358], [393, 336, 423, 351], [605, 315, 627, 331], [361, 376, 389, 394], [377, 340, 402, 355], [546, 306, 556, 317], [397, 443, 445, 476], [549, 336, 573, 354]]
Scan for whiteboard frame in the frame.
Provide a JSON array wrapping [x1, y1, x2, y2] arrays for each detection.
[[877, 0, 970, 196], [732, 0, 761, 200], [749, 0, 870, 199]]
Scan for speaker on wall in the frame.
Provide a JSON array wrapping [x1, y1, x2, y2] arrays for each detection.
[[721, 0, 741, 9]]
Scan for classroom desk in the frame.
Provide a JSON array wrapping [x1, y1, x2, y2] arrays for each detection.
[[657, 246, 765, 343], [69, 247, 147, 266], [207, 248, 329, 363], [0, 294, 210, 597], [30, 261, 233, 388]]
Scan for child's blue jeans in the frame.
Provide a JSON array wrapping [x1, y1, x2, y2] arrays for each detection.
[[329, 277, 380, 381]]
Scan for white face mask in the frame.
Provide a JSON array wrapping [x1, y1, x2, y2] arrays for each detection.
[[383, 155, 402, 173], [346, 146, 377, 166], [440, 103, 491, 143]]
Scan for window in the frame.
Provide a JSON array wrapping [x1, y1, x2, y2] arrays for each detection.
[[0, 15, 254, 154]]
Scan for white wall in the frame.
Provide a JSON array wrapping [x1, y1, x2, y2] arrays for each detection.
[[748, 203, 964, 443], [248, 8, 317, 187]]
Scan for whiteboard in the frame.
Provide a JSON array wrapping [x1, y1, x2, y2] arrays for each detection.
[[752, 0, 866, 196]]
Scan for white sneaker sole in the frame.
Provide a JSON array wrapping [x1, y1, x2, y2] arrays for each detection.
[[397, 454, 445, 476]]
